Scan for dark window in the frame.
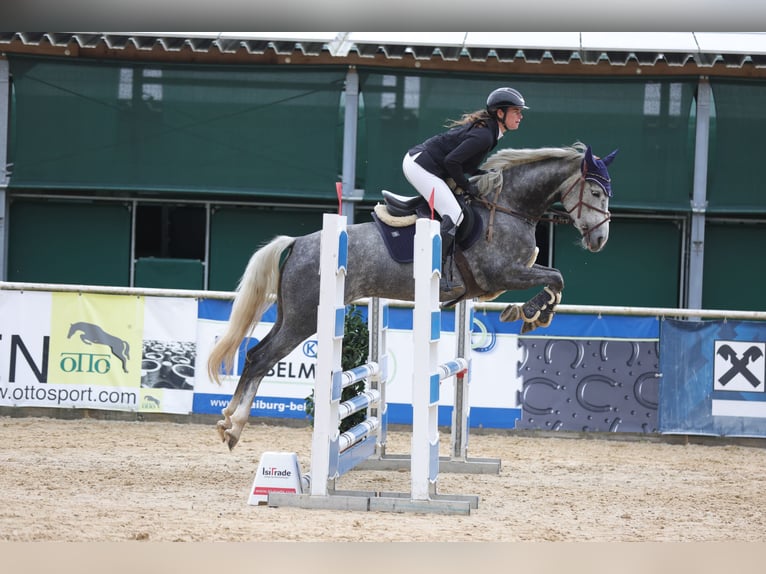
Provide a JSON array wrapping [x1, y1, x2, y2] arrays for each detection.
[[135, 205, 206, 260]]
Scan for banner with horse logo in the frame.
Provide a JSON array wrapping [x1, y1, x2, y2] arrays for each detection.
[[0, 290, 197, 415], [659, 318, 766, 437], [49, 292, 144, 387]]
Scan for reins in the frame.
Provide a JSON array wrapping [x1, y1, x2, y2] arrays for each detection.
[[473, 186, 536, 242]]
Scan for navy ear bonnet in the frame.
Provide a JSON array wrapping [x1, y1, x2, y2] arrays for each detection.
[[582, 146, 618, 197]]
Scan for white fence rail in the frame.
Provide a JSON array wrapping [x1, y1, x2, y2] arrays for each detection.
[[3, 280, 765, 321]]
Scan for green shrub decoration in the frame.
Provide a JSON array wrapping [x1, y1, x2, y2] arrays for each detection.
[[305, 304, 369, 432]]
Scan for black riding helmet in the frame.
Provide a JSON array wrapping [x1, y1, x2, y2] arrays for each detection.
[[486, 87, 529, 114]]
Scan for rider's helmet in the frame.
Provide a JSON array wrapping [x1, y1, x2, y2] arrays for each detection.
[[486, 87, 529, 115]]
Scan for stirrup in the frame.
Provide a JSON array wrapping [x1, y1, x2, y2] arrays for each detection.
[[440, 276, 461, 292], [439, 267, 464, 294]]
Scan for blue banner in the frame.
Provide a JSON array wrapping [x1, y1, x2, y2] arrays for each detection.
[[193, 393, 309, 419], [659, 318, 766, 437]]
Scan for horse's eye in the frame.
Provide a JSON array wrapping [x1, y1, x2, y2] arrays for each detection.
[[590, 188, 601, 198]]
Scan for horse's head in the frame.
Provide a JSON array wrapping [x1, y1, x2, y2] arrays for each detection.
[[560, 145, 618, 253]]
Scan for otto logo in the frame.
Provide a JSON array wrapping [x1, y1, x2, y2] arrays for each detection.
[[261, 466, 293, 478], [66, 322, 131, 374], [60, 352, 113, 374]]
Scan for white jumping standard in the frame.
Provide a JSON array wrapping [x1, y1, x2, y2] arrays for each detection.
[[267, 214, 491, 514]]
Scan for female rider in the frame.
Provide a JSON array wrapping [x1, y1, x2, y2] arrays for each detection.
[[402, 87, 528, 290]]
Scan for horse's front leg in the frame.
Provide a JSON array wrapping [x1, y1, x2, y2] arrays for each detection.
[[521, 287, 562, 333], [497, 264, 564, 333], [499, 285, 561, 325]]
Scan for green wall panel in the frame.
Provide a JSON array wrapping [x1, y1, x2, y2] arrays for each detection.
[[708, 79, 766, 213], [7, 59, 763, 314], [8, 55, 346, 198], [134, 257, 204, 290], [702, 222, 766, 311], [208, 206, 325, 291], [8, 199, 131, 286], [553, 218, 682, 307]]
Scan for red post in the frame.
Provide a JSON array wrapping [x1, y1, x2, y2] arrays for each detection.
[[428, 187, 435, 220]]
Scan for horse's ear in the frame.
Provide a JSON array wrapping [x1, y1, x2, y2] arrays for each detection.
[[602, 148, 619, 166], [584, 145, 594, 164]]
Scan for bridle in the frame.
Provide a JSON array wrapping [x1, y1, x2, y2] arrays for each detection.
[[474, 161, 610, 243], [558, 162, 611, 242]]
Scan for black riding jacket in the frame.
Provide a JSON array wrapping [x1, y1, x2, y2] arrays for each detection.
[[408, 117, 501, 191]]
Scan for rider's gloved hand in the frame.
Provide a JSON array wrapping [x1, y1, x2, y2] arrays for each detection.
[[462, 182, 480, 198]]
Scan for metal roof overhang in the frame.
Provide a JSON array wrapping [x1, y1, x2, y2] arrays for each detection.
[[2, 32, 766, 77]]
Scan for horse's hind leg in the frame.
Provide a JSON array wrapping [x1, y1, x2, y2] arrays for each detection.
[[217, 318, 316, 451], [217, 367, 264, 450], [216, 371, 250, 445]]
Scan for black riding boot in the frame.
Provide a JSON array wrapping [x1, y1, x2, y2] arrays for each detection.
[[439, 216, 462, 292]]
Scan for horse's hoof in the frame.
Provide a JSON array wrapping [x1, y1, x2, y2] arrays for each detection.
[[216, 420, 230, 442], [536, 312, 554, 328], [520, 321, 537, 334], [500, 304, 520, 322], [223, 429, 239, 451]]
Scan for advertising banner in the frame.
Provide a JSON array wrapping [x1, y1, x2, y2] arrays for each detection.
[[192, 298, 659, 430], [192, 300, 525, 428], [366, 306, 524, 429], [193, 298, 316, 420], [659, 318, 766, 437], [1, 287, 671, 433], [0, 290, 197, 414]]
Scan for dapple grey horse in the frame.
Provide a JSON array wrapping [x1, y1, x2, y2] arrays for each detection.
[[208, 142, 618, 449]]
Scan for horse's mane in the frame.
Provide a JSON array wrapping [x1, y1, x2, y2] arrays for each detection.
[[481, 142, 586, 172]]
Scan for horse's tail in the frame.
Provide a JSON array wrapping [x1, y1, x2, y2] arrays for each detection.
[[207, 235, 296, 385]]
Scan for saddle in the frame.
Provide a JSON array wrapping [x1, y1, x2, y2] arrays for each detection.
[[371, 190, 483, 264]]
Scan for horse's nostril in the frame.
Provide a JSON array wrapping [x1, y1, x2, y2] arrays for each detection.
[[592, 235, 607, 251]]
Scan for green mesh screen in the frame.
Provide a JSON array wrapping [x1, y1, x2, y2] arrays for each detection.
[[208, 205, 324, 291], [553, 217, 682, 307], [7, 55, 346, 198], [7, 199, 131, 286], [356, 70, 695, 211], [708, 79, 766, 213]]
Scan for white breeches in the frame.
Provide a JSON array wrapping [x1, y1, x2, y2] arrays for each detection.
[[402, 152, 464, 226]]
